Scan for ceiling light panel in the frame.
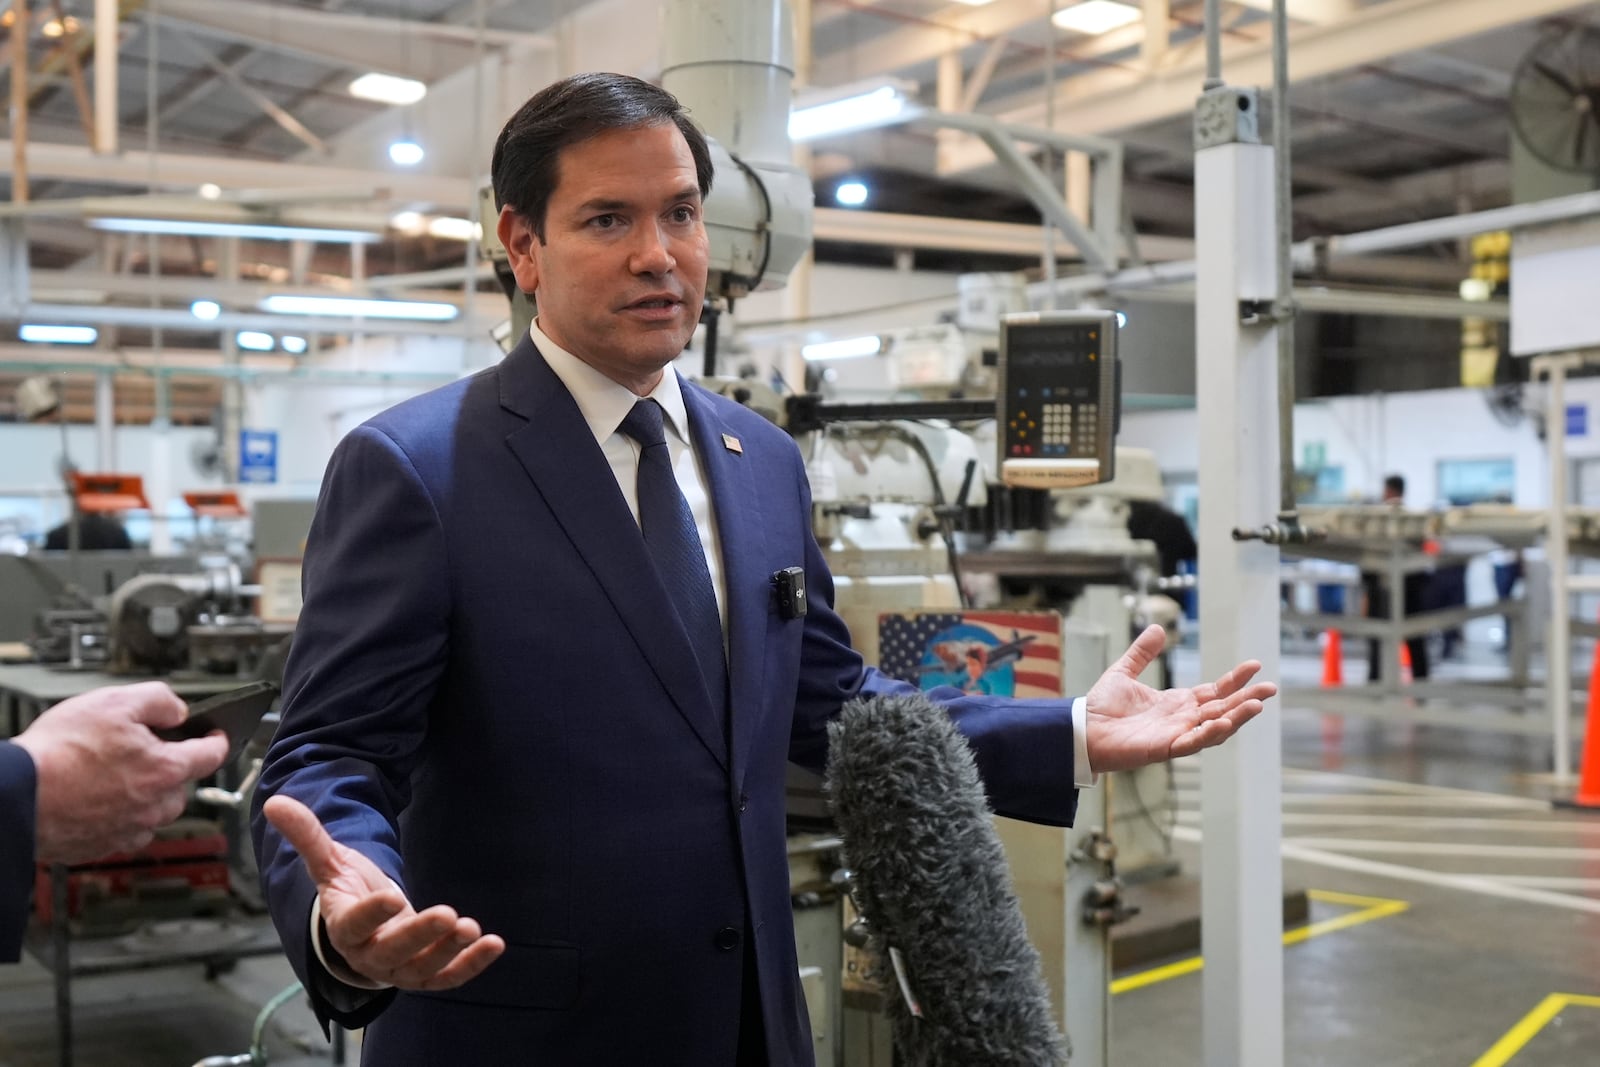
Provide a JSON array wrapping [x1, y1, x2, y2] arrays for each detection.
[[349, 73, 428, 105]]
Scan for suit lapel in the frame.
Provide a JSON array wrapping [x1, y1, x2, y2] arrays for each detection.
[[498, 339, 728, 770], [681, 381, 772, 783]]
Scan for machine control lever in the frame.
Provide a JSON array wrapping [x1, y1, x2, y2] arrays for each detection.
[[1082, 877, 1140, 929], [1231, 510, 1327, 545]]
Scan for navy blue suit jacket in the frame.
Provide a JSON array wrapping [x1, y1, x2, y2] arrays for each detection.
[[0, 740, 37, 961], [251, 336, 1080, 1065]]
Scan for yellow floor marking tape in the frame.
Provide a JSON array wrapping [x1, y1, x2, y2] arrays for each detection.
[[1110, 889, 1409, 995], [1469, 993, 1600, 1067]]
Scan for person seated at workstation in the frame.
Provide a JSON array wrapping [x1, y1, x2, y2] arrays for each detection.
[[43, 512, 132, 551]]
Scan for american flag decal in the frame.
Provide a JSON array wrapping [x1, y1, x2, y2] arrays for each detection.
[[877, 611, 1063, 698]]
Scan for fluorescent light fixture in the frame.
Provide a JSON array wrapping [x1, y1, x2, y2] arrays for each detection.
[[390, 210, 426, 234], [1051, 1, 1142, 35], [790, 80, 915, 142], [198, 182, 222, 200], [259, 295, 459, 321], [1459, 278, 1492, 302], [280, 335, 309, 354], [90, 217, 383, 243], [390, 213, 481, 241], [802, 335, 882, 361], [20, 324, 97, 344], [191, 300, 222, 321], [349, 72, 427, 106], [389, 139, 425, 166], [236, 330, 275, 351], [1115, 311, 1128, 327], [427, 216, 481, 241], [835, 181, 869, 207]]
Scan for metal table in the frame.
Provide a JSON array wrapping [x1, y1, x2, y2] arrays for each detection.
[[0, 663, 281, 1067], [0, 663, 244, 736]]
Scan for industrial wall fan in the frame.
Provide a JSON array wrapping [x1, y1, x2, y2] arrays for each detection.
[[1509, 24, 1600, 175]]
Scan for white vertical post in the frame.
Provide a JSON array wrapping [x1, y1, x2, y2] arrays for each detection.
[[219, 237, 242, 484], [148, 374, 173, 555], [94, 371, 115, 470], [1195, 139, 1285, 1067], [1544, 355, 1573, 779], [1061, 596, 1115, 1067], [94, 0, 118, 155]]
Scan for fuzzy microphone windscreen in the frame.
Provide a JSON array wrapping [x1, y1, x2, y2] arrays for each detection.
[[824, 693, 1070, 1067]]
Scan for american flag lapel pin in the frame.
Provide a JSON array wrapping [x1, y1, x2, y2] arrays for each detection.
[[722, 433, 743, 454]]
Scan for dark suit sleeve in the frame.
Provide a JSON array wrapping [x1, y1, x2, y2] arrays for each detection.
[[0, 740, 39, 961], [250, 425, 447, 1029], [781, 450, 1080, 829]]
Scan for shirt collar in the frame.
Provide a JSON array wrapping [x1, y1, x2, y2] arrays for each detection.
[[529, 319, 690, 447]]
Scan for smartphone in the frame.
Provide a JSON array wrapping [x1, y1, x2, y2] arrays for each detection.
[[155, 680, 279, 764]]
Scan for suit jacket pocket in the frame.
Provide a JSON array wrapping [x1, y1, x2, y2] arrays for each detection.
[[423, 938, 580, 1010]]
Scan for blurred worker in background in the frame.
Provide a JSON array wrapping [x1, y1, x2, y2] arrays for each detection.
[[1365, 474, 1430, 682]]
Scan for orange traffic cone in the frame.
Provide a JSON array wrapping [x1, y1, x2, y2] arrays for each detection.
[[1559, 631, 1600, 810], [1321, 629, 1344, 687], [1398, 641, 1414, 686]]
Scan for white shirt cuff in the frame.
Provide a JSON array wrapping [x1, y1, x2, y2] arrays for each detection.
[[310, 889, 395, 991], [1072, 696, 1098, 788]]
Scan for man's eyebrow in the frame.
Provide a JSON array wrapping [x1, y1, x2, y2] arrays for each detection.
[[574, 198, 631, 214]]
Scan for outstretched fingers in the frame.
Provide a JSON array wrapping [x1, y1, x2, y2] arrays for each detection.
[[1191, 659, 1266, 706], [1169, 697, 1268, 758], [413, 932, 506, 991]]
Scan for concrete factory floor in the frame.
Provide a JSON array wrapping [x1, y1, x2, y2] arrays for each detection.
[[1, 639, 1595, 1067], [1109, 642, 1600, 1067]]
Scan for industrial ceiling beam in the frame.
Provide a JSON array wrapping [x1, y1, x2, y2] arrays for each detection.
[[155, 0, 551, 84], [1409, 49, 1514, 93], [940, 0, 1593, 174], [154, 43, 255, 129], [813, 206, 1191, 261], [810, 0, 1146, 90], [1227, 0, 1359, 24], [170, 31, 330, 155], [1295, 158, 1511, 230], [0, 140, 472, 207], [1290, 98, 1503, 158]]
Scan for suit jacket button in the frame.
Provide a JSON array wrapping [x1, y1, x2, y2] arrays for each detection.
[[715, 926, 741, 952]]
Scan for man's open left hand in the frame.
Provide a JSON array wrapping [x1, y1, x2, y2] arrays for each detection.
[[1084, 624, 1276, 774]]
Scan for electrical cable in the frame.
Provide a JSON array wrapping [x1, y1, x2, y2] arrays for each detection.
[[727, 152, 774, 291]]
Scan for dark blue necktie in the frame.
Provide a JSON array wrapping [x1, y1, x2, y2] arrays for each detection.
[[619, 399, 728, 716]]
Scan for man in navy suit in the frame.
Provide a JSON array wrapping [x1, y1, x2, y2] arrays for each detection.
[[252, 72, 1275, 1065]]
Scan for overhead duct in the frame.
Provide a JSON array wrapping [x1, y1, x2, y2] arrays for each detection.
[[659, 0, 814, 298]]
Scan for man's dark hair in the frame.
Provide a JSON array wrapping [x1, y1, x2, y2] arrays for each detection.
[[491, 72, 714, 243], [1384, 474, 1405, 499]]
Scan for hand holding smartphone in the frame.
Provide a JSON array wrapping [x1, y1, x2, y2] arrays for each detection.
[[154, 680, 279, 764]]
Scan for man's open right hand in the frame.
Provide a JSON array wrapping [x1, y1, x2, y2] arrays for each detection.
[[263, 795, 505, 991]]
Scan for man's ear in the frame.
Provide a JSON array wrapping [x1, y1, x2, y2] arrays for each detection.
[[497, 205, 540, 295]]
